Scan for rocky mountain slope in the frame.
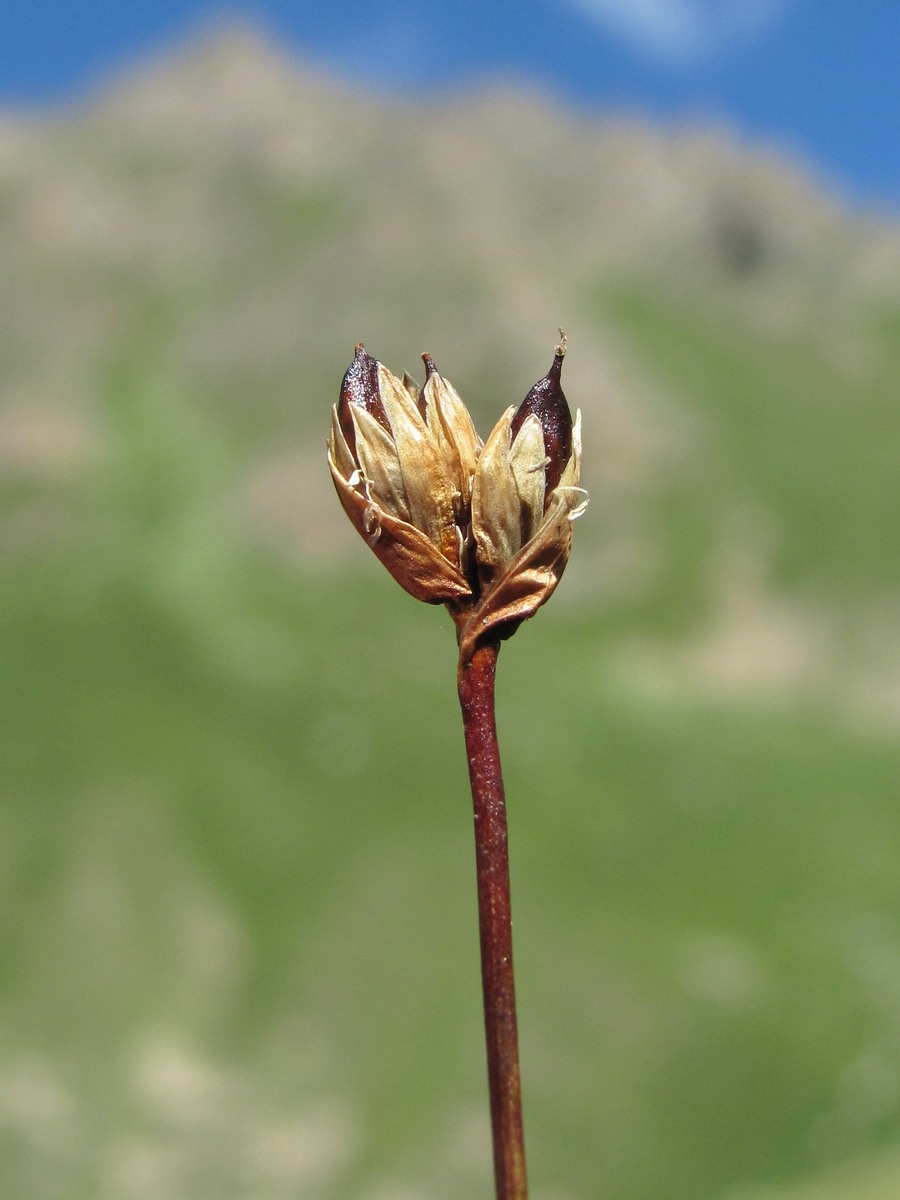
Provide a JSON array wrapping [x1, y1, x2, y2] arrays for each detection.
[[3, 24, 899, 716], [3, 23, 898, 417]]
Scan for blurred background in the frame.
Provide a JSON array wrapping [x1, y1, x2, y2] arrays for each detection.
[[2, 3, 900, 1199]]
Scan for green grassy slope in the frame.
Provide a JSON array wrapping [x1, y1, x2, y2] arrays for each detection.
[[592, 281, 900, 596], [2, 283, 900, 1200], [2, 42, 900, 1196]]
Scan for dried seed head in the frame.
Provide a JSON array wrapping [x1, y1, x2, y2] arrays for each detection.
[[328, 345, 474, 604], [327, 337, 587, 655], [465, 333, 587, 657]]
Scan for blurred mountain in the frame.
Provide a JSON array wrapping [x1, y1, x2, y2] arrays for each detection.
[[4, 24, 899, 380], [3, 26, 900, 1200], [3, 23, 899, 712]]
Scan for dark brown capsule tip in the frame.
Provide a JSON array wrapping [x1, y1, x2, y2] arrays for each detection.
[[415, 354, 439, 419], [338, 342, 391, 453], [510, 346, 573, 497]]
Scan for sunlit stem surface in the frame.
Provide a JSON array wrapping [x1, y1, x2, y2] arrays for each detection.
[[457, 639, 528, 1200]]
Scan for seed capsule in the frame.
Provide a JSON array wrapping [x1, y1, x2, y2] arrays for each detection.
[[510, 337, 572, 501], [337, 342, 391, 454]]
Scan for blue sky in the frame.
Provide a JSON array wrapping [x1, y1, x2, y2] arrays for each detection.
[[2, 1, 899, 215]]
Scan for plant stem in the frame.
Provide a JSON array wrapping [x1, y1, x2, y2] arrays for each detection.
[[457, 638, 528, 1200]]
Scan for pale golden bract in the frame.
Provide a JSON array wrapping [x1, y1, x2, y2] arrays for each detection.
[[328, 342, 588, 658]]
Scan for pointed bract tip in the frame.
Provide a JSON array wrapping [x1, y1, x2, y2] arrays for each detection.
[[548, 330, 567, 383]]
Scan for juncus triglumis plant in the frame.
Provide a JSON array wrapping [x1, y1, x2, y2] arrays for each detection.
[[327, 334, 587, 1200]]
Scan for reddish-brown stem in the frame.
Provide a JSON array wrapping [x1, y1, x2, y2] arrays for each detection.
[[457, 639, 528, 1200]]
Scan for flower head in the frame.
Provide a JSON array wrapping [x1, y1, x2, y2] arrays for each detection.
[[328, 343, 478, 603], [328, 336, 588, 653], [466, 333, 588, 652]]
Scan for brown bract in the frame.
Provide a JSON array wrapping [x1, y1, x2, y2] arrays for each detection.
[[328, 344, 477, 604], [328, 338, 588, 655]]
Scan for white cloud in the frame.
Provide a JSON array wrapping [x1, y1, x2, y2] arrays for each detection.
[[567, 0, 786, 64]]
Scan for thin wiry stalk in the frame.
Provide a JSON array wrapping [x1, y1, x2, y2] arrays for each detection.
[[457, 638, 528, 1200]]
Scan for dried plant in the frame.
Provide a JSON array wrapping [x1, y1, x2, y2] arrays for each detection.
[[328, 333, 587, 1199]]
